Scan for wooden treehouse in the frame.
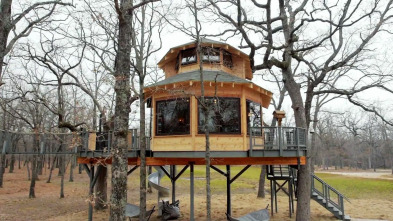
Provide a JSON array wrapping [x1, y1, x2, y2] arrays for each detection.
[[143, 38, 307, 163], [77, 39, 319, 220]]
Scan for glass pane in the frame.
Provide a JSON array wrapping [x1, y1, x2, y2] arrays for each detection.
[[202, 47, 220, 63], [198, 97, 240, 134], [156, 98, 190, 135], [181, 48, 197, 65], [247, 100, 262, 135]]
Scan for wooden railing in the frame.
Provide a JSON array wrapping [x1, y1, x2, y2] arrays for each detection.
[[249, 127, 307, 156]]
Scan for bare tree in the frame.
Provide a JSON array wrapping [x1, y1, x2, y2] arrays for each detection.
[[0, 0, 72, 85], [207, 1, 393, 219]]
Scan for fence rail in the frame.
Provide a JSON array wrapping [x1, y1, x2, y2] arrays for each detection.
[[249, 127, 306, 156]]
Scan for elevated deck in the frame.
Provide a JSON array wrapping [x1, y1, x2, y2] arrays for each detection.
[[77, 127, 307, 166]]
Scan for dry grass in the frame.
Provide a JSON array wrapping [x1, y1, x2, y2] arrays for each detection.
[[0, 165, 392, 220]]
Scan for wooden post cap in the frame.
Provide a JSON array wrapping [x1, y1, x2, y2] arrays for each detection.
[[273, 110, 286, 127]]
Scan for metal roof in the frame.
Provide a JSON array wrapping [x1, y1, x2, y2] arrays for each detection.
[[146, 70, 250, 88]]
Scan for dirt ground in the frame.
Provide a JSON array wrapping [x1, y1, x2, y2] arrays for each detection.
[[0, 166, 392, 221]]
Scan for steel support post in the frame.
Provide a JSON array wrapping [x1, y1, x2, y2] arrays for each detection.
[[226, 165, 231, 216], [190, 163, 194, 221], [171, 165, 176, 203], [88, 165, 94, 221]]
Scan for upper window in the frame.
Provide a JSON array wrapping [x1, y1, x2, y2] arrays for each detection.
[[156, 98, 190, 135], [181, 48, 197, 65], [247, 100, 262, 134], [202, 47, 220, 64], [223, 50, 233, 68], [198, 97, 241, 134]]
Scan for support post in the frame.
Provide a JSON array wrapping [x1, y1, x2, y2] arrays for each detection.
[[190, 162, 194, 221], [88, 165, 94, 221], [226, 165, 231, 216], [171, 165, 176, 203], [270, 179, 274, 216]]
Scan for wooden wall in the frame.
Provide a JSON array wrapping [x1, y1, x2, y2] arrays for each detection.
[[150, 84, 266, 152]]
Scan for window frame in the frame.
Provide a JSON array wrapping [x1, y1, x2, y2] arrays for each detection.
[[197, 97, 241, 134], [155, 98, 191, 136], [201, 47, 221, 64], [180, 48, 197, 65], [223, 49, 233, 69]]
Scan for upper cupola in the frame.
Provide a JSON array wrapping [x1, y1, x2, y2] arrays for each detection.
[[158, 38, 253, 80]]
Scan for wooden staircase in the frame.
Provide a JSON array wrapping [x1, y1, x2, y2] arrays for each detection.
[[311, 174, 351, 221]]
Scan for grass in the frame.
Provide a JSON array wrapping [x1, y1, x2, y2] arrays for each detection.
[[139, 166, 393, 202], [315, 173, 393, 200]]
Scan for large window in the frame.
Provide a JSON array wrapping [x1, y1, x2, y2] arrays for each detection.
[[181, 48, 197, 65], [202, 47, 220, 63], [247, 100, 262, 134], [198, 97, 240, 134], [156, 98, 190, 135]]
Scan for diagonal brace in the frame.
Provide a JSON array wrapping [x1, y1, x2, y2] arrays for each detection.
[[210, 165, 227, 177], [174, 165, 189, 181], [127, 165, 139, 176], [230, 165, 251, 184]]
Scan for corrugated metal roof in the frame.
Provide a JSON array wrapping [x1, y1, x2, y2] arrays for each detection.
[[146, 70, 250, 88]]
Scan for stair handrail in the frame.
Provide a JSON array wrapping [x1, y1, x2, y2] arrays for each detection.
[[311, 174, 350, 220]]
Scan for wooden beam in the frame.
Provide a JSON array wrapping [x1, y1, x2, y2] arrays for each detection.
[[77, 156, 306, 166]]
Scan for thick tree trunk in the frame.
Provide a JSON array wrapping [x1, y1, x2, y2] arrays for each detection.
[[109, 1, 132, 219], [94, 165, 107, 210], [257, 166, 266, 198], [284, 68, 311, 221], [139, 84, 147, 220]]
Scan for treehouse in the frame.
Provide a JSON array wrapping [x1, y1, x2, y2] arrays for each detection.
[[76, 39, 313, 221], [143, 38, 307, 158]]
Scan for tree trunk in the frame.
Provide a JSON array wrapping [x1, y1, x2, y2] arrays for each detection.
[[283, 68, 311, 221], [0, 0, 12, 85], [94, 165, 107, 210], [47, 155, 57, 183], [29, 132, 40, 198], [0, 154, 5, 187], [69, 155, 74, 182], [26, 159, 31, 180], [110, 1, 133, 219], [139, 81, 147, 220], [9, 154, 14, 173], [257, 166, 266, 198]]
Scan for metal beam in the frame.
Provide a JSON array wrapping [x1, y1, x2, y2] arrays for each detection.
[[174, 165, 189, 181], [210, 165, 227, 177], [190, 163, 194, 221], [230, 165, 251, 184], [127, 165, 139, 176]]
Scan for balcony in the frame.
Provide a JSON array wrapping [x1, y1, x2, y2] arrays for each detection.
[[249, 127, 307, 157]]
